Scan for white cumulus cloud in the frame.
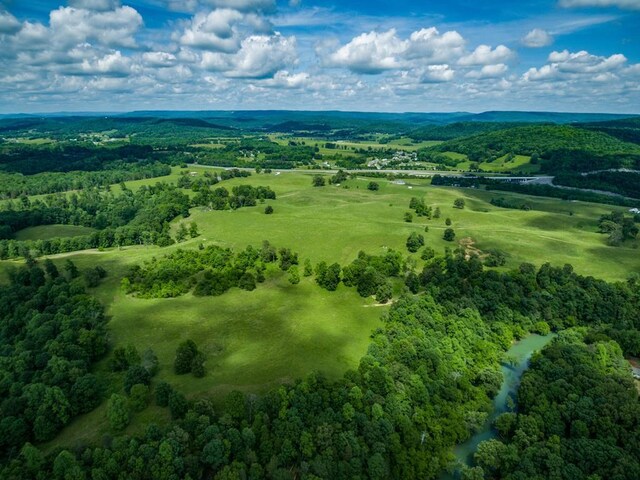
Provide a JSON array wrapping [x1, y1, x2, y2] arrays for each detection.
[[522, 29, 554, 48], [458, 45, 514, 66], [466, 64, 509, 79], [202, 33, 297, 78], [523, 49, 628, 81], [419, 64, 455, 83]]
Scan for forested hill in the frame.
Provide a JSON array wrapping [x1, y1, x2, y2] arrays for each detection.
[[431, 125, 640, 173], [408, 122, 527, 141], [578, 117, 640, 144]]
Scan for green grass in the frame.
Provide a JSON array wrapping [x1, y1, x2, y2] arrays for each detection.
[[457, 155, 540, 174], [4, 168, 640, 450], [13, 224, 97, 241]]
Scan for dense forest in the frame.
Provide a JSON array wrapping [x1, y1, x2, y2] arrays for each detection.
[[554, 171, 640, 199], [428, 125, 640, 173], [0, 162, 171, 199], [0, 262, 109, 457], [1, 249, 639, 479], [408, 122, 526, 141], [474, 331, 640, 479]]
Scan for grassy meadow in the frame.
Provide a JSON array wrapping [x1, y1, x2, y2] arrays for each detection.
[[13, 224, 96, 240], [3, 167, 640, 450]]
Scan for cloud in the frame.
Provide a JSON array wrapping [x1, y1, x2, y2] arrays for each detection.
[[327, 29, 405, 74], [262, 70, 310, 88], [142, 51, 178, 68], [522, 28, 554, 48], [466, 64, 509, 78], [406, 28, 466, 62], [49, 6, 143, 48], [326, 27, 466, 74], [68, 0, 121, 11], [179, 9, 245, 52], [458, 45, 514, 66], [201, 33, 297, 78], [419, 65, 455, 83], [559, 0, 640, 9], [523, 49, 628, 81], [79, 51, 134, 76], [0, 11, 21, 34]]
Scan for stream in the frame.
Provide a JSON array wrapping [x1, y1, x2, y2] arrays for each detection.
[[441, 333, 556, 478]]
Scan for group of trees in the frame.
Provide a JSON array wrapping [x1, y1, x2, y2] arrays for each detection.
[[409, 197, 432, 218], [554, 171, 640, 199], [598, 211, 639, 246], [0, 176, 277, 259], [174, 340, 206, 378], [427, 125, 640, 173], [0, 162, 171, 199], [0, 263, 109, 458], [122, 242, 299, 298], [0, 182, 193, 258], [193, 184, 276, 211], [473, 331, 640, 479]]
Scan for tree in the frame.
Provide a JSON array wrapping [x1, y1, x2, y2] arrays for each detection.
[[124, 365, 151, 394], [189, 221, 199, 238], [264, 205, 274, 214], [279, 248, 298, 271], [109, 345, 140, 372], [404, 212, 413, 223], [287, 265, 300, 284], [312, 175, 325, 187], [454, 198, 466, 209], [238, 272, 256, 291], [303, 258, 313, 276], [445, 217, 452, 226], [367, 181, 379, 191], [316, 262, 341, 291], [168, 391, 188, 419], [443, 228, 456, 241], [155, 381, 174, 407], [107, 394, 130, 431], [176, 223, 188, 242], [64, 259, 79, 279], [434, 207, 441, 218], [84, 267, 104, 288], [375, 282, 393, 303], [70, 374, 102, 414], [406, 232, 425, 253], [174, 340, 198, 375], [43, 259, 59, 278], [129, 384, 149, 412]]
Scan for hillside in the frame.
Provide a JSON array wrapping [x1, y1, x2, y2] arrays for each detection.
[[431, 124, 640, 173], [578, 117, 640, 144], [408, 121, 529, 141]]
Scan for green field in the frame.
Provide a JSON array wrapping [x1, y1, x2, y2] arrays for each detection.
[[13, 224, 97, 240], [457, 154, 540, 174], [4, 167, 640, 450]]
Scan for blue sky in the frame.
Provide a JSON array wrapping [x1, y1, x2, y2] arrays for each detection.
[[0, 0, 638, 113]]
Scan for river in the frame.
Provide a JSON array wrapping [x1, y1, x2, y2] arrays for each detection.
[[441, 333, 556, 478]]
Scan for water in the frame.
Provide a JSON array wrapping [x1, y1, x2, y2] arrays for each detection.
[[441, 333, 556, 478]]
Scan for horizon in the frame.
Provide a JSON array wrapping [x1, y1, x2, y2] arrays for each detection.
[[1, 108, 638, 117]]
